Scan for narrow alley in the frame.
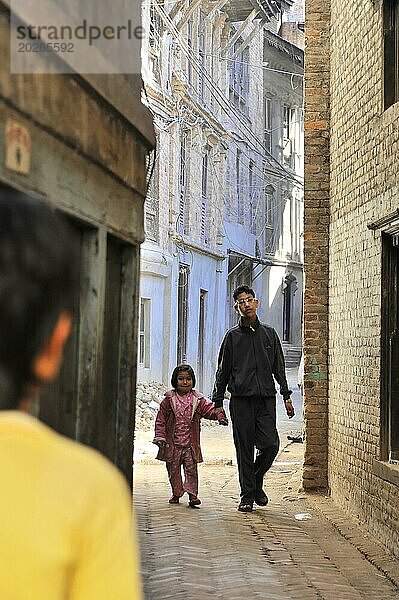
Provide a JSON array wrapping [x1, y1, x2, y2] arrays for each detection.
[[2, 0, 399, 598], [135, 450, 399, 599], [134, 374, 399, 600]]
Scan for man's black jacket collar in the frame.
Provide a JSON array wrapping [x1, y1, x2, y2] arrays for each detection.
[[238, 316, 261, 331]]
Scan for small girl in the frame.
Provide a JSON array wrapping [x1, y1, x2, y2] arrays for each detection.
[[153, 364, 228, 507]]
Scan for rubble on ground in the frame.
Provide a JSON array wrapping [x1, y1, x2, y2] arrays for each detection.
[[135, 381, 218, 431]]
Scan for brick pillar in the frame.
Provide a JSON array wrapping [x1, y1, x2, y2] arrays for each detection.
[[302, 1, 330, 490]]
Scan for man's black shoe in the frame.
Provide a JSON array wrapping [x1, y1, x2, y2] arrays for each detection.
[[254, 491, 269, 506], [238, 502, 253, 512]]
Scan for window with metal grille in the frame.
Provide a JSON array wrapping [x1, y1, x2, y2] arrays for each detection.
[[282, 105, 293, 167], [236, 149, 243, 224], [199, 11, 206, 103], [148, 2, 162, 82], [228, 42, 249, 115], [187, 18, 193, 88], [149, 2, 162, 52], [249, 160, 256, 234], [145, 197, 158, 243], [259, 185, 275, 255], [384, 0, 399, 109]]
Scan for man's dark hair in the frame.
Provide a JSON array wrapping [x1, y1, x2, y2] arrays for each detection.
[[0, 188, 79, 409], [233, 285, 256, 301], [171, 364, 196, 389]]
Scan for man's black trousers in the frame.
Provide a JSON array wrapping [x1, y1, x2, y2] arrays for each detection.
[[229, 395, 280, 504]]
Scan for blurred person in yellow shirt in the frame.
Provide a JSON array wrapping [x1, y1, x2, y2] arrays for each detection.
[[0, 188, 142, 600]]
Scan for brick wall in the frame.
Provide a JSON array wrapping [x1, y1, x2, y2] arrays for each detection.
[[302, 0, 330, 490], [305, 0, 399, 557], [328, 0, 399, 557]]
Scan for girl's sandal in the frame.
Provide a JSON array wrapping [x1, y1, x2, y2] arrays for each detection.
[[169, 495, 180, 504], [188, 496, 201, 507]]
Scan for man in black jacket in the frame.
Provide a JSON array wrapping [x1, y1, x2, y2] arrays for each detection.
[[212, 285, 294, 512]]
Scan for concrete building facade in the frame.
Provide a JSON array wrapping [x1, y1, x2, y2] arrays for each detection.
[[304, 0, 399, 557], [140, 0, 304, 394], [0, 3, 155, 483], [141, 0, 229, 392], [260, 22, 304, 363]]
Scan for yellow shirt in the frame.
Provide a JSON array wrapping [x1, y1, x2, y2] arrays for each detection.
[[0, 411, 142, 600]]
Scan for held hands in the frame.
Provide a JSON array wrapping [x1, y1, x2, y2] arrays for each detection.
[[153, 438, 166, 448], [213, 407, 229, 426], [284, 398, 295, 419]]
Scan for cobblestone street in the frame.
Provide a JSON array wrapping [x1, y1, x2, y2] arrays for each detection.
[[134, 394, 399, 599]]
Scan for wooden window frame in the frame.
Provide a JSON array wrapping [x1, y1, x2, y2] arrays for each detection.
[[384, 0, 399, 109]]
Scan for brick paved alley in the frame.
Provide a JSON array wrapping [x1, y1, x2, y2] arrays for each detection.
[[134, 382, 399, 599]]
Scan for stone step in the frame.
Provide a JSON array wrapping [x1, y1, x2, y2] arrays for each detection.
[[283, 344, 302, 368]]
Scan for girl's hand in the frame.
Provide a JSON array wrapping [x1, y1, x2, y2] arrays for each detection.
[[213, 407, 228, 426], [153, 438, 166, 447]]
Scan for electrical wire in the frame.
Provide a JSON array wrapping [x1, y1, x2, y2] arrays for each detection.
[[147, 0, 303, 186], [146, 106, 303, 258], [143, 2, 304, 188], [143, 1, 304, 257]]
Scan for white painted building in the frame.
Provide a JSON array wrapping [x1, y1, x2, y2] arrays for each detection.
[[139, 0, 303, 394], [260, 16, 304, 362]]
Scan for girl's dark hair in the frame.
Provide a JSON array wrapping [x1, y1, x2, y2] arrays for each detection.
[[0, 188, 79, 408], [171, 364, 196, 389]]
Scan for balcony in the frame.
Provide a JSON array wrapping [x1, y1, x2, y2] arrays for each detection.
[[225, 0, 294, 22]]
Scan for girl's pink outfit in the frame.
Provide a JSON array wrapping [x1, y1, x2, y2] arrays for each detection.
[[154, 390, 217, 499]]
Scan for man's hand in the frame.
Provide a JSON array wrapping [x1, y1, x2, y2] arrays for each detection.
[[213, 407, 229, 426], [153, 438, 166, 448], [284, 399, 295, 418]]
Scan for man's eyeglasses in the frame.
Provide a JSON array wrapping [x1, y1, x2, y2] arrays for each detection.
[[235, 297, 256, 306]]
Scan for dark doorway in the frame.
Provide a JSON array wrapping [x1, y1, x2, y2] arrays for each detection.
[[95, 235, 136, 479], [381, 233, 399, 462], [98, 236, 123, 462], [197, 289, 207, 390], [283, 281, 292, 342], [177, 264, 190, 364], [227, 255, 252, 328], [283, 273, 297, 343], [39, 219, 83, 438]]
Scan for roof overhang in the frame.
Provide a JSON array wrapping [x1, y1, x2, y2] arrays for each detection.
[[264, 29, 304, 67], [225, 0, 294, 23]]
